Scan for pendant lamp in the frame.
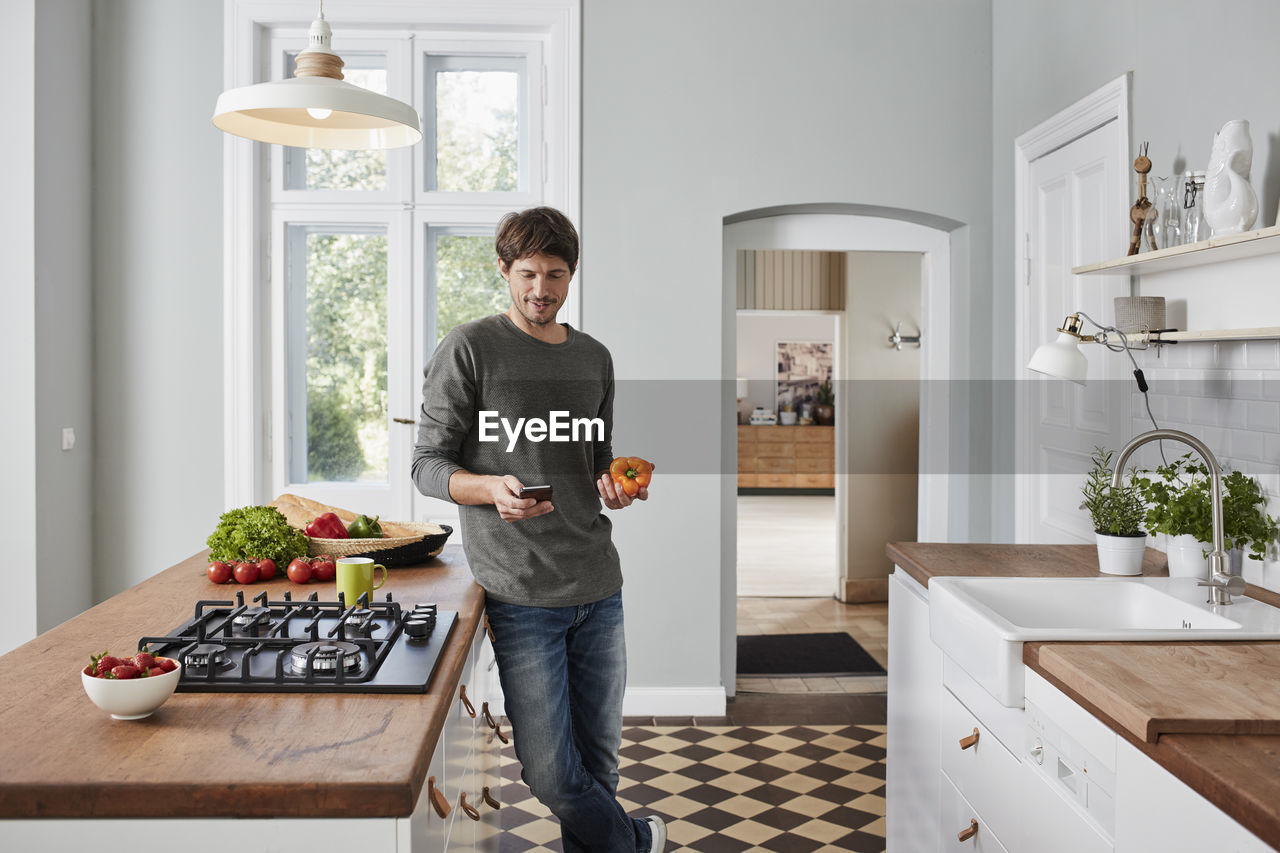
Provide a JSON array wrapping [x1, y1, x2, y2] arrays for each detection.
[[212, 2, 422, 150]]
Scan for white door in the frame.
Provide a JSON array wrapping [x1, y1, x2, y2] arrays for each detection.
[[1016, 118, 1131, 543]]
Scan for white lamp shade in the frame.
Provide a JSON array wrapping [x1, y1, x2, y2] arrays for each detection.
[[212, 76, 422, 150], [1027, 331, 1089, 385], [736, 377, 749, 400]]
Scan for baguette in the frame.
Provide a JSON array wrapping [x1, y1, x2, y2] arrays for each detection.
[[271, 493, 425, 538]]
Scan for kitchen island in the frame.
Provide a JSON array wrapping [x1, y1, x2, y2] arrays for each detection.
[[888, 542, 1280, 852], [0, 544, 500, 852]]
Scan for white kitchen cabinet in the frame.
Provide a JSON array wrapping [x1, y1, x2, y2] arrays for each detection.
[[887, 568, 942, 852], [940, 771, 1012, 853], [1114, 739, 1271, 853], [938, 685, 1023, 846]]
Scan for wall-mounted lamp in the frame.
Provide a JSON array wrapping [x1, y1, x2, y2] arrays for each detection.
[[1026, 314, 1092, 385], [736, 378, 749, 424], [212, 2, 422, 150]]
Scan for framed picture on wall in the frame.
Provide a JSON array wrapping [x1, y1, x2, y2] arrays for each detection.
[[776, 341, 832, 415]]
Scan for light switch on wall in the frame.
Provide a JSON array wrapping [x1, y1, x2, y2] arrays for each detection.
[[61, 427, 75, 451]]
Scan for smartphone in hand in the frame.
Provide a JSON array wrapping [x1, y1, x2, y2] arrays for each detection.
[[517, 485, 553, 502]]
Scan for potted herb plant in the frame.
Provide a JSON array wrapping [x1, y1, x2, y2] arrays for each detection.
[[814, 378, 835, 426], [1081, 447, 1148, 575], [1135, 453, 1279, 577]]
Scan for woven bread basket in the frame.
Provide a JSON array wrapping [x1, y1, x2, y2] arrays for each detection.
[[307, 522, 453, 568]]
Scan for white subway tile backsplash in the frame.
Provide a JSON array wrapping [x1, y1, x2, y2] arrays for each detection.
[[1247, 341, 1280, 370], [1222, 398, 1249, 428], [1230, 429, 1265, 462], [1248, 400, 1280, 433], [1164, 395, 1191, 422], [1190, 396, 1220, 426], [1235, 372, 1269, 401], [1185, 344, 1220, 369], [1265, 433, 1280, 463], [1221, 342, 1249, 370]]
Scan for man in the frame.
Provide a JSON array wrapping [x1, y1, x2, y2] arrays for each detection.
[[412, 206, 665, 853]]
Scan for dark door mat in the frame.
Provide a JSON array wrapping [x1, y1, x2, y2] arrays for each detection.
[[737, 632, 886, 676]]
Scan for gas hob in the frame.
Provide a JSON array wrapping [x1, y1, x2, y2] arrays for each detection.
[[137, 589, 457, 693]]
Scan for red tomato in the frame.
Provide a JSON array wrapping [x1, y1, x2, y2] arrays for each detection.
[[287, 558, 313, 584], [256, 558, 277, 581], [207, 561, 233, 584], [311, 558, 336, 582], [233, 562, 260, 584]]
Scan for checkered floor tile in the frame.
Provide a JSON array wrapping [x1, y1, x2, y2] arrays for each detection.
[[497, 724, 887, 852]]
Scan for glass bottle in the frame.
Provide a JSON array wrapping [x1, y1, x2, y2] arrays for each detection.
[[1182, 171, 1208, 245], [1152, 175, 1181, 249]]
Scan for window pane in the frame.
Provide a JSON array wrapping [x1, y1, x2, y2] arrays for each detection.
[[289, 227, 389, 483], [435, 234, 508, 344], [284, 54, 389, 191], [435, 70, 519, 192]]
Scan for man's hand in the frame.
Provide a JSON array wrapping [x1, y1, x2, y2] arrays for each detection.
[[598, 473, 648, 510], [449, 471, 554, 522], [491, 475, 555, 523]]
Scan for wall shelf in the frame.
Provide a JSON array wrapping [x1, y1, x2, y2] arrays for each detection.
[[1072, 224, 1280, 276], [1128, 327, 1280, 344]]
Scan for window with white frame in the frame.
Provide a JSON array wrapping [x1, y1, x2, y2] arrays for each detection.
[[222, 1, 580, 521]]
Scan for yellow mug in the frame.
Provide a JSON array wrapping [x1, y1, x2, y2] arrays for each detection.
[[335, 557, 387, 607]]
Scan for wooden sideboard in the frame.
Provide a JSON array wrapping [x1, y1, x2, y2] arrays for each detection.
[[737, 424, 834, 489]]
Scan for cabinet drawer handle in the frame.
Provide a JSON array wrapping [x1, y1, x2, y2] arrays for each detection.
[[459, 791, 480, 821], [428, 776, 451, 819], [481, 701, 509, 742], [958, 727, 979, 750], [957, 819, 979, 842], [482, 786, 501, 810], [459, 684, 476, 718]]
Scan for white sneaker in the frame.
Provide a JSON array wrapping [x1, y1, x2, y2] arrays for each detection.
[[645, 815, 667, 852]]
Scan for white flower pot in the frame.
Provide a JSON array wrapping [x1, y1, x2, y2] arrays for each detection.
[[1095, 532, 1147, 576], [1167, 533, 1210, 578]]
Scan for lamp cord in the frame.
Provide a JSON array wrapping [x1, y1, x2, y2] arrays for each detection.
[[1075, 310, 1169, 469]]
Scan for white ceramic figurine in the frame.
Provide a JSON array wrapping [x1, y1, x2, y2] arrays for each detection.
[[1203, 119, 1259, 237]]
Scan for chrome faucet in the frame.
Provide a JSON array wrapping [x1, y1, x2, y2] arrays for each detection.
[[1112, 429, 1247, 605]]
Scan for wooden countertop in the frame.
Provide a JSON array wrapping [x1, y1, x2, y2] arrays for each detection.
[[886, 541, 1280, 849], [0, 544, 484, 820]]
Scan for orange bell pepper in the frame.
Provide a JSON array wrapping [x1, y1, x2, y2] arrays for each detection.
[[609, 456, 654, 497]]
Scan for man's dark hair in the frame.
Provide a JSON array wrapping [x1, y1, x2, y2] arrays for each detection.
[[495, 206, 579, 273]]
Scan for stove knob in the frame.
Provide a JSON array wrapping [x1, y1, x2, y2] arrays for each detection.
[[404, 618, 433, 639], [1030, 738, 1044, 765]]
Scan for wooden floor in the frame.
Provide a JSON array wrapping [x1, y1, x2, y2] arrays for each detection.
[[737, 495, 836, 597], [736, 494, 888, 696]]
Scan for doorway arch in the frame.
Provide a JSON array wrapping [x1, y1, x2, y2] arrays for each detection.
[[719, 203, 968, 693]]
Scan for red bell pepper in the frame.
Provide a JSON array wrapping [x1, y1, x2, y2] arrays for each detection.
[[305, 512, 349, 539]]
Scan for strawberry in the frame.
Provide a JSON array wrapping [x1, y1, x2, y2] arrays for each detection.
[[148, 667, 166, 677], [156, 657, 178, 672], [83, 664, 95, 676], [132, 652, 157, 670], [111, 664, 141, 680], [89, 651, 124, 678]]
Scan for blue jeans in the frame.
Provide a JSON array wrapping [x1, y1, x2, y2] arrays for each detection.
[[486, 590, 652, 853]]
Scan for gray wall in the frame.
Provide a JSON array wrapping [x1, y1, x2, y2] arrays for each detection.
[[990, 0, 1280, 540], [36, 0, 94, 634], [1, 0, 38, 655], [0, 0, 95, 656], [582, 0, 993, 691], [91, 0, 225, 600]]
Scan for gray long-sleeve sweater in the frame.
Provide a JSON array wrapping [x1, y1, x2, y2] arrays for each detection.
[[412, 314, 621, 607]]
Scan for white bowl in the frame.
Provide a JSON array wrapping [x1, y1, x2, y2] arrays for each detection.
[[81, 658, 182, 720]]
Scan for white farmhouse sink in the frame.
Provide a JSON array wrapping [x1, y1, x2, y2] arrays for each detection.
[[929, 576, 1280, 707]]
